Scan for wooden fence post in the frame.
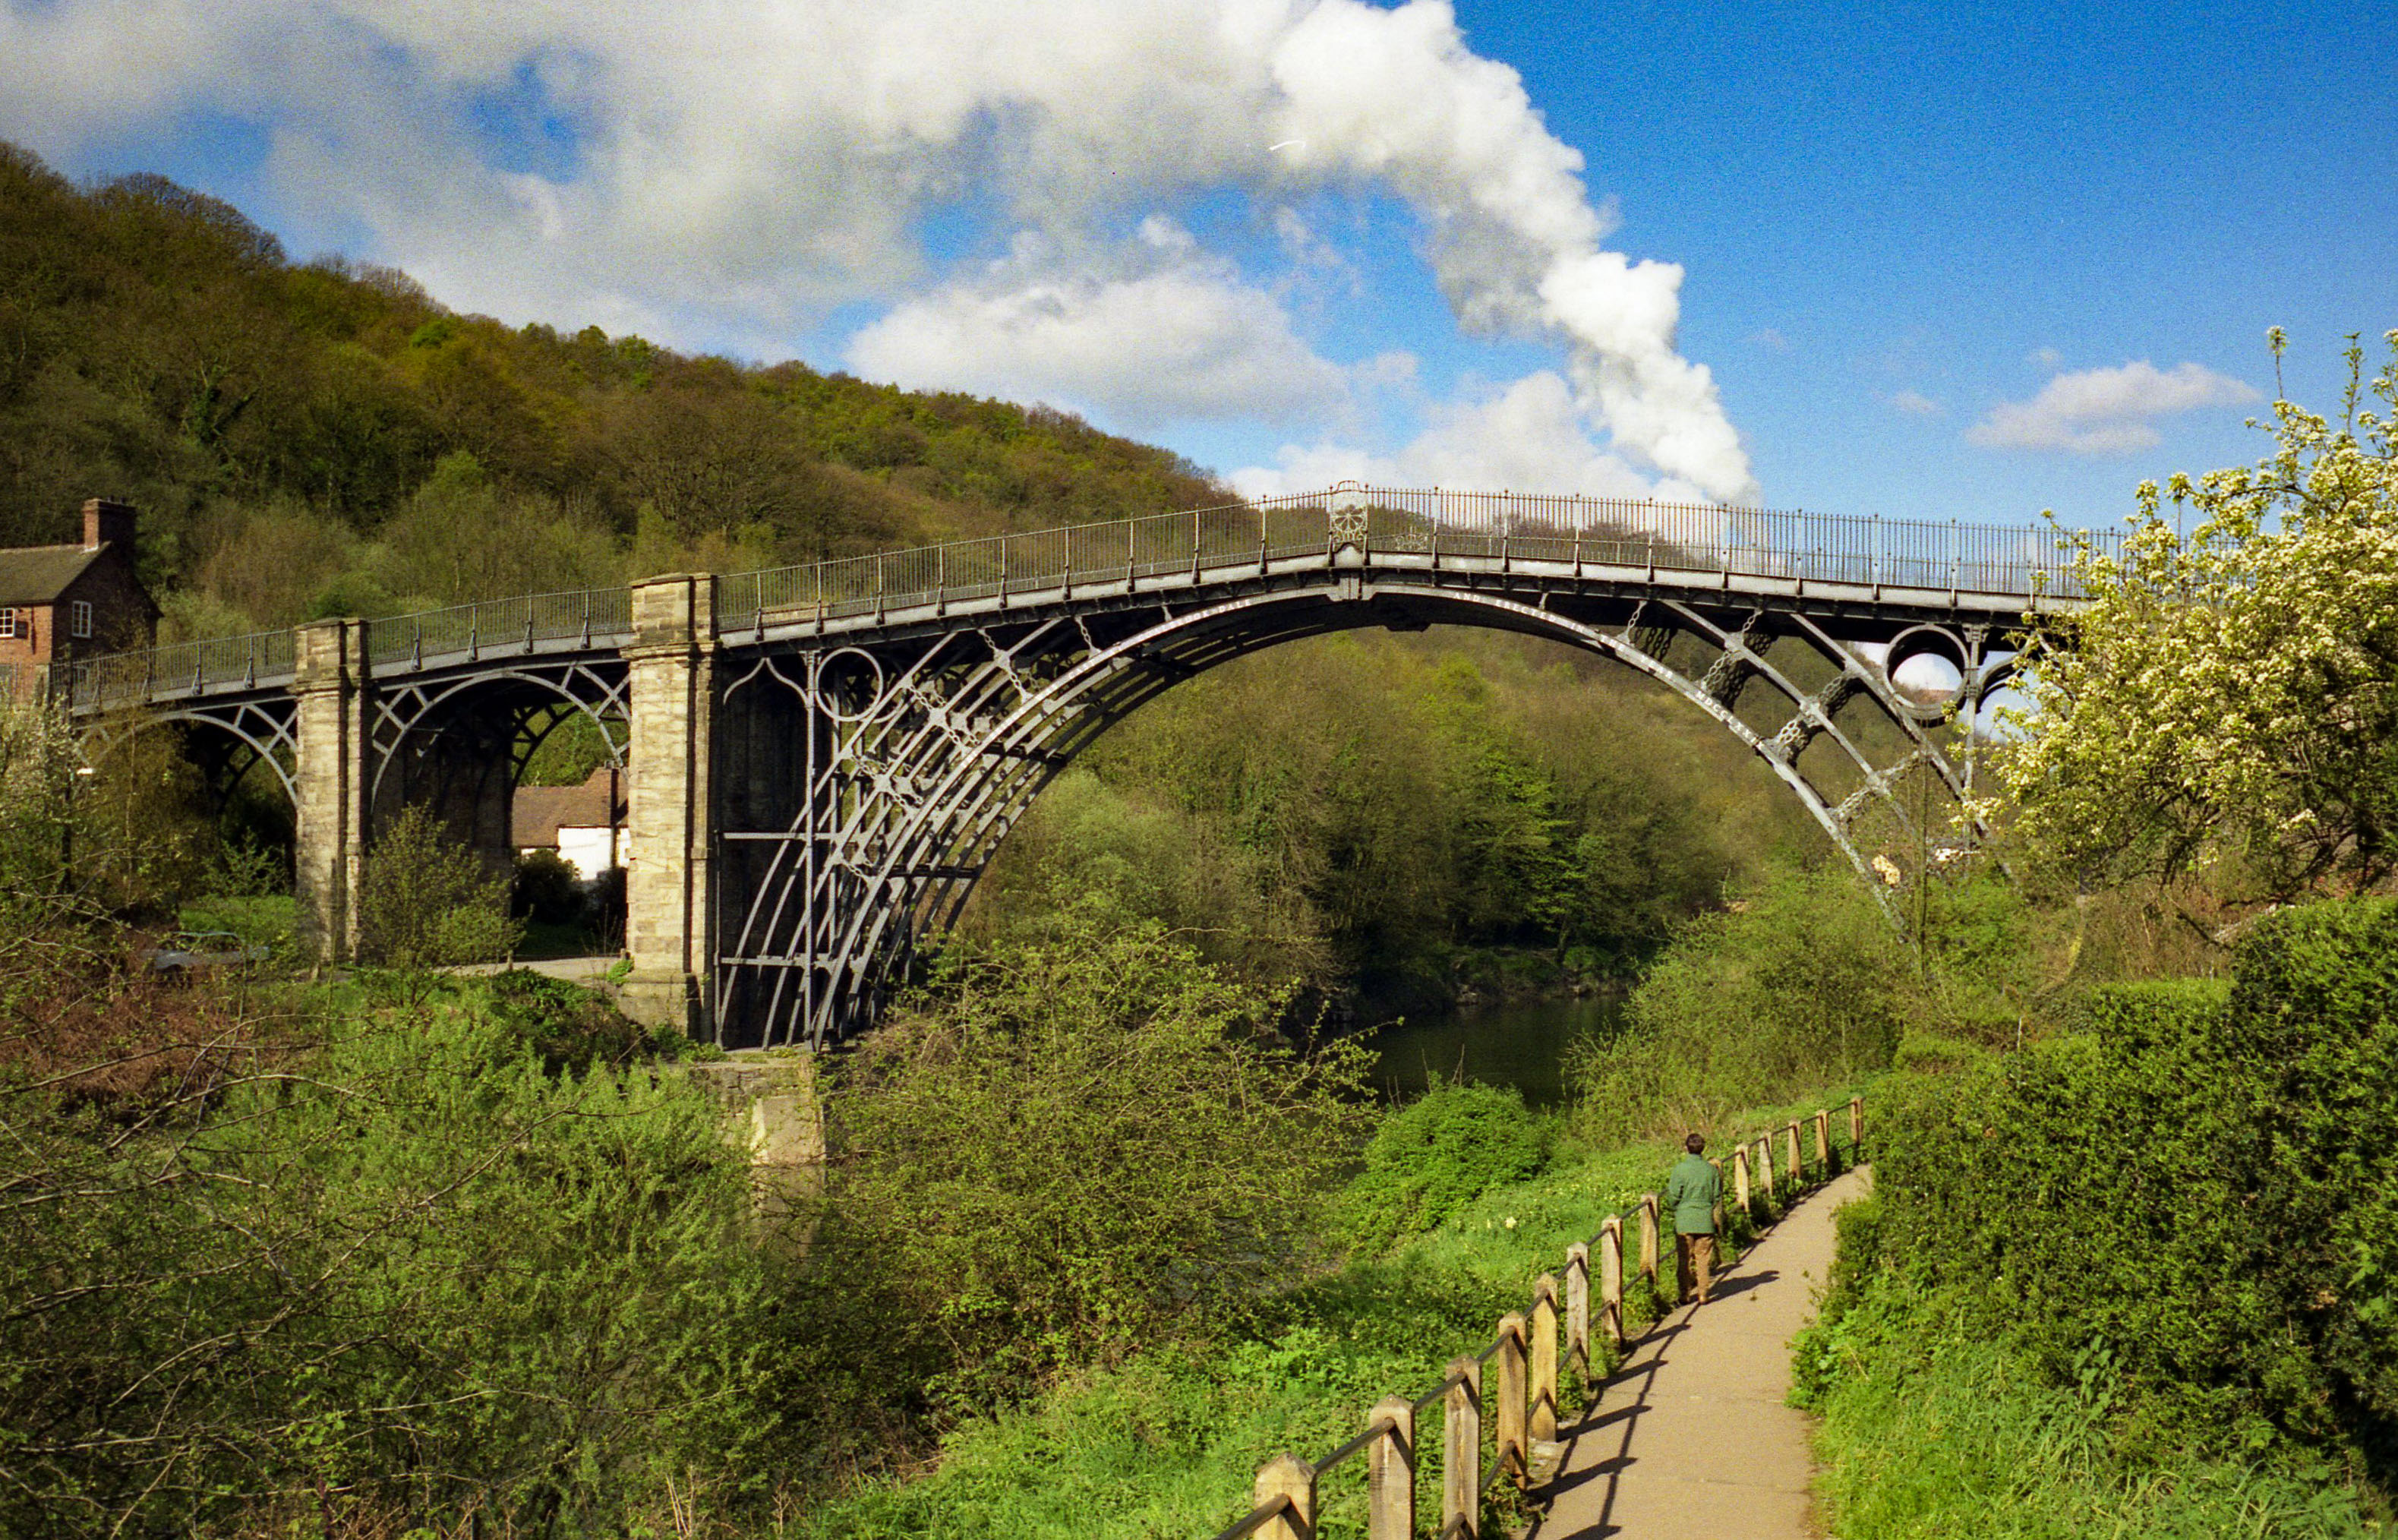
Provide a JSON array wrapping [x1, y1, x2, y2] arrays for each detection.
[[1532, 1275, 1560, 1443], [1785, 1122, 1803, 1185], [1815, 1109, 1832, 1168], [1599, 1217, 1625, 1346], [1709, 1157, 1725, 1234], [1732, 1144, 1752, 1215], [1565, 1242, 1591, 1376], [1851, 1094, 1864, 1155], [1495, 1312, 1529, 1485], [1255, 1453, 1316, 1540], [1367, 1395, 1415, 1540], [1639, 1194, 1661, 1286], [1756, 1134, 1776, 1199], [1443, 1356, 1481, 1539]]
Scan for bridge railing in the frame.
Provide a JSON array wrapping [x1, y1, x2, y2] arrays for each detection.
[[363, 586, 634, 668], [1204, 1093, 1868, 1540], [715, 487, 2103, 634], [55, 485, 2105, 711], [62, 629, 298, 713]]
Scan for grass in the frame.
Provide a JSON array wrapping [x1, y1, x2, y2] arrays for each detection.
[[800, 1081, 1871, 1540], [1806, 1276, 2388, 1539]]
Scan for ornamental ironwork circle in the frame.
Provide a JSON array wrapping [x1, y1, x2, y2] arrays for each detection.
[[816, 646, 888, 724], [1328, 483, 1368, 544]]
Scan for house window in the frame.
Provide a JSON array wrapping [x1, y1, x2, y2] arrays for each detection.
[[71, 600, 92, 639], [0, 609, 16, 640]]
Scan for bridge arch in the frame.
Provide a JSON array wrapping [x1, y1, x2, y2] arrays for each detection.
[[714, 578, 1999, 1047]]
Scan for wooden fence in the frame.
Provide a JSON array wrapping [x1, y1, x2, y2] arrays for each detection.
[[1206, 1093, 1868, 1540]]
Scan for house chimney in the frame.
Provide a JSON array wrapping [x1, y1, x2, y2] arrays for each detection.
[[83, 497, 136, 553]]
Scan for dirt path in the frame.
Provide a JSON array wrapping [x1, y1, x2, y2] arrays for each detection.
[[1529, 1165, 1873, 1540]]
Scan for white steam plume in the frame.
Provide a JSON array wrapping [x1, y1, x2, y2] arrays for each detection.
[[0, 0, 1756, 502]]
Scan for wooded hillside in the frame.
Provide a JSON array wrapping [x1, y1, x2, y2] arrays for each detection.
[[0, 143, 1220, 639]]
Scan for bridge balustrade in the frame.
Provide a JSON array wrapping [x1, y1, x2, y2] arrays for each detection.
[[30, 486, 2109, 1051], [1204, 1092, 1866, 1540]]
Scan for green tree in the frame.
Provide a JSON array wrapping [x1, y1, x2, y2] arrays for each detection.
[[814, 907, 1370, 1412], [355, 803, 520, 976], [1995, 330, 2398, 901]]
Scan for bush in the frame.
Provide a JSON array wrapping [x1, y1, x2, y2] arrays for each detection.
[[481, 967, 643, 1073], [1864, 898, 2398, 1481], [1338, 1083, 1549, 1251], [0, 994, 774, 1536], [511, 848, 585, 925], [1566, 865, 1912, 1144], [804, 907, 1371, 1421], [355, 803, 521, 973]]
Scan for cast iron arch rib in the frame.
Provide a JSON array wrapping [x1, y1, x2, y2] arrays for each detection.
[[717, 582, 1974, 1049]]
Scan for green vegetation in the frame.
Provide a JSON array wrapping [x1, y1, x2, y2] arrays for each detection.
[[1789, 903, 2398, 1535], [967, 630, 1822, 1005], [800, 1100, 1728, 1540], [0, 975, 773, 1536], [353, 801, 521, 975], [793, 910, 1370, 1428], [1336, 1083, 1550, 1251], [0, 142, 1217, 639]]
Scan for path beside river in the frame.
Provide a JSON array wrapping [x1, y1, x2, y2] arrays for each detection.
[[1532, 1164, 1873, 1540]]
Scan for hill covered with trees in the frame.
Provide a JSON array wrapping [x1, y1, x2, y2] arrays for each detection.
[[0, 143, 1220, 640]]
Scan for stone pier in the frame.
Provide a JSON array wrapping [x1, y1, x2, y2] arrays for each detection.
[[291, 618, 371, 964], [619, 573, 719, 1034]]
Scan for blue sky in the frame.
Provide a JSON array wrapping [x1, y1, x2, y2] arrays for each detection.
[[2, 0, 2390, 529]]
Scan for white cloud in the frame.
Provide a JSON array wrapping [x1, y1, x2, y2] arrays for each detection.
[[1889, 390, 1942, 417], [0, 0, 1757, 502], [1969, 361, 2261, 454], [2028, 346, 2063, 368], [847, 250, 1348, 429], [1232, 371, 1701, 502]]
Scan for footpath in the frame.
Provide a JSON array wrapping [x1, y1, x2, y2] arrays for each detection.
[[1529, 1164, 1873, 1540]]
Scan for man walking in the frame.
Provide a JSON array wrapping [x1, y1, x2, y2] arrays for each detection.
[[1664, 1133, 1722, 1305]]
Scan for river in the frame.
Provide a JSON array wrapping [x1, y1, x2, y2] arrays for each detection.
[[1358, 992, 1626, 1109]]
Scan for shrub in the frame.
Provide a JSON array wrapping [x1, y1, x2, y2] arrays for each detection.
[[0, 995, 773, 1536], [1566, 865, 1911, 1144], [1866, 898, 2398, 1480], [1338, 1083, 1549, 1251], [806, 907, 1371, 1419], [481, 967, 642, 1073], [511, 848, 585, 925], [355, 803, 520, 973]]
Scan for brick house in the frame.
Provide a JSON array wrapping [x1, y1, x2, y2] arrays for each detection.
[[0, 498, 160, 683]]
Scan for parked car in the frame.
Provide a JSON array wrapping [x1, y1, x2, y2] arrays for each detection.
[[142, 930, 273, 976]]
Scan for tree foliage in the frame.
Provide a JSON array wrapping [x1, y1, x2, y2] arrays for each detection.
[[811, 908, 1371, 1415], [1567, 865, 1913, 1144], [0, 142, 1220, 640], [355, 803, 520, 974], [1996, 330, 2398, 901], [0, 992, 772, 1536]]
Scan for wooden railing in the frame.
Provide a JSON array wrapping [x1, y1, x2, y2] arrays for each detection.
[[1207, 1093, 1868, 1540]]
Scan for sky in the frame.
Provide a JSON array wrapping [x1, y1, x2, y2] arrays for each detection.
[[2, 0, 2391, 529]]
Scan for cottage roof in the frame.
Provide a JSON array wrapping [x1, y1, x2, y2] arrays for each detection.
[[0, 544, 108, 607], [513, 767, 627, 846]]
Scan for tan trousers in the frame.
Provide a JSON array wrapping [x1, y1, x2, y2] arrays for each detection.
[[1676, 1232, 1715, 1305]]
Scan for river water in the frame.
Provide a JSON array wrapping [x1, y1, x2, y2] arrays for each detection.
[[1358, 993, 1627, 1109]]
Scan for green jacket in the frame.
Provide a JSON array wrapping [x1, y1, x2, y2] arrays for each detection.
[[1663, 1154, 1721, 1235]]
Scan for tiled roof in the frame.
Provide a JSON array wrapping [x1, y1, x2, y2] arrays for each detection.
[[0, 545, 105, 606], [512, 767, 627, 846]]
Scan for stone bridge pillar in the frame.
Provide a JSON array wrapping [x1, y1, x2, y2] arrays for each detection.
[[291, 619, 371, 962], [620, 573, 718, 1037]]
